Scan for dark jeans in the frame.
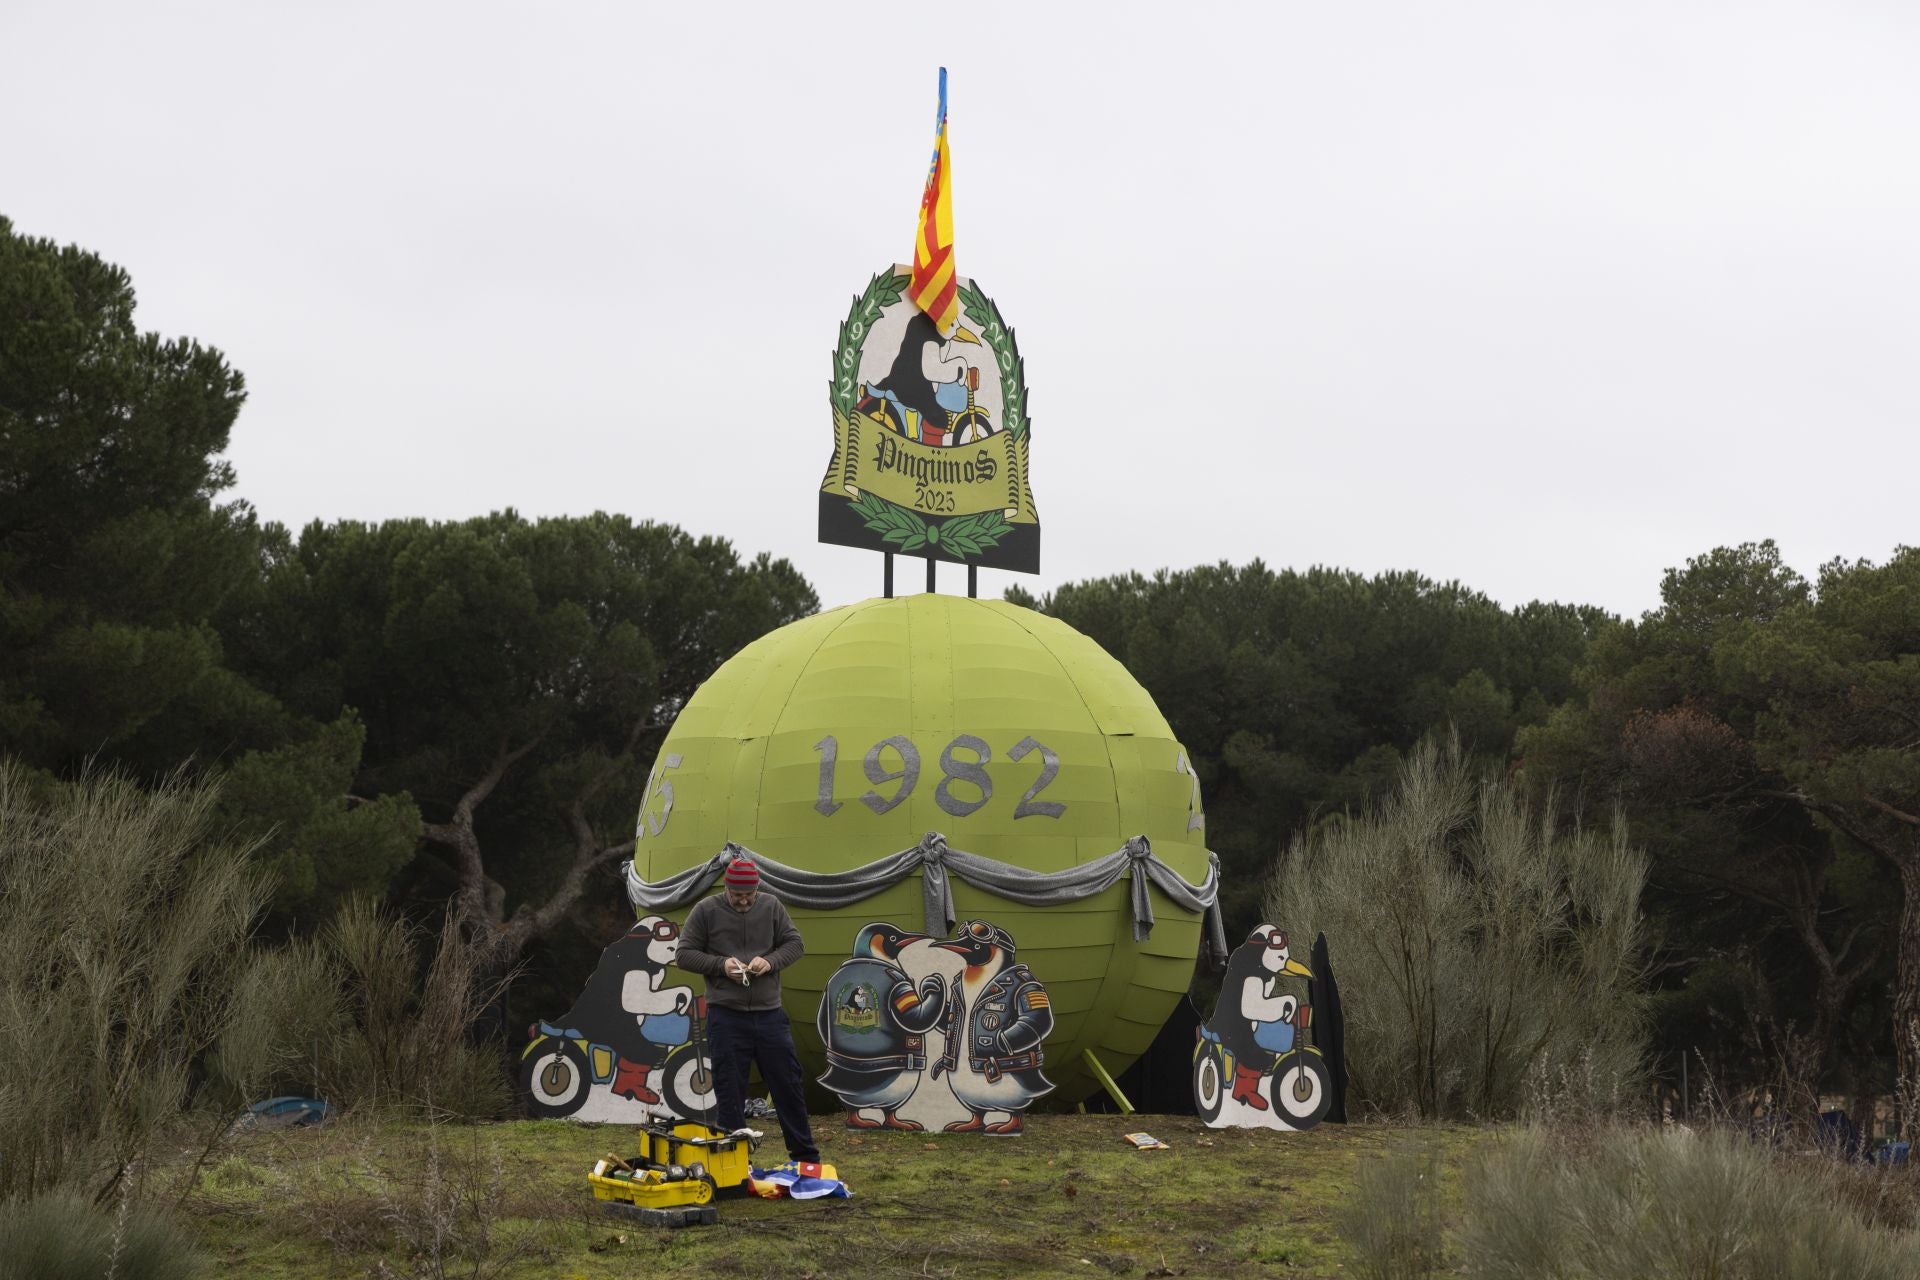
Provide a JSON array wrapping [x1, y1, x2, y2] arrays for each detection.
[[707, 1005, 819, 1163]]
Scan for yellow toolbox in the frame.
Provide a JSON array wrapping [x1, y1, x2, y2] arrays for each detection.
[[587, 1121, 759, 1225]]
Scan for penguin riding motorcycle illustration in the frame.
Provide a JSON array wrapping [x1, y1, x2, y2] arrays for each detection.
[[816, 923, 951, 1130], [857, 310, 995, 447], [521, 915, 703, 1120], [1193, 924, 1333, 1130], [928, 919, 1055, 1136]]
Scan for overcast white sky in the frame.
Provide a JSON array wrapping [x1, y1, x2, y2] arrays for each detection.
[[6, 1, 1916, 618]]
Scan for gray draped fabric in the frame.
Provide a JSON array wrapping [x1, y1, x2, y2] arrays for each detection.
[[625, 831, 1229, 962]]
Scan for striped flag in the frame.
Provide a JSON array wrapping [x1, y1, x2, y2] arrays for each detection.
[[909, 68, 959, 337]]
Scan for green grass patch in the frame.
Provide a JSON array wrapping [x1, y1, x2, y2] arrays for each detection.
[[158, 1113, 1486, 1279]]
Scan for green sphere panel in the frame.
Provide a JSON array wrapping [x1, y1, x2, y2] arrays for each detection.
[[634, 594, 1209, 1101]]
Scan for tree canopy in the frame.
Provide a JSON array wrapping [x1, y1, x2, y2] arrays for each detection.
[[224, 511, 817, 958], [1519, 541, 1903, 1104], [1728, 548, 1920, 1093], [0, 216, 416, 917], [0, 214, 260, 769], [1013, 561, 1608, 932]]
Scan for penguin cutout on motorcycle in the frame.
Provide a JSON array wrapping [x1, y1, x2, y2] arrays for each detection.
[[1193, 923, 1335, 1132], [816, 919, 1057, 1136], [518, 914, 717, 1125]]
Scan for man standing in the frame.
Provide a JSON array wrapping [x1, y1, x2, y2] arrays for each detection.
[[677, 857, 821, 1164]]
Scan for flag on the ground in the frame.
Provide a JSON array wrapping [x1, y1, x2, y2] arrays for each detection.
[[909, 68, 959, 337]]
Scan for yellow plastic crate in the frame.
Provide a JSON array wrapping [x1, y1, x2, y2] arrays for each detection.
[[639, 1122, 754, 1189], [586, 1120, 758, 1210], [588, 1160, 715, 1208]]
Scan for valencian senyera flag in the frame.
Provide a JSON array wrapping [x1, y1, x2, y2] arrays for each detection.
[[909, 68, 959, 337], [817, 63, 1040, 574]]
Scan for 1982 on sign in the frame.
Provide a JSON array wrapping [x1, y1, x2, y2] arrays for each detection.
[[635, 737, 1205, 838], [809, 734, 1206, 831], [810, 734, 1062, 820]]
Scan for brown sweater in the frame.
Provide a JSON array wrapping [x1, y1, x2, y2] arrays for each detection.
[[676, 892, 804, 1013]]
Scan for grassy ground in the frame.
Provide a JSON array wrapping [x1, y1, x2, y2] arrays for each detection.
[[161, 1112, 1484, 1279]]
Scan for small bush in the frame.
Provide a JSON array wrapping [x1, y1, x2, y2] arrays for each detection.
[[0, 760, 268, 1196], [324, 899, 511, 1118], [1458, 1126, 1920, 1280], [0, 1191, 200, 1280], [215, 899, 511, 1119], [1448, 1129, 1567, 1278], [1269, 735, 1648, 1121], [207, 933, 346, 1102]]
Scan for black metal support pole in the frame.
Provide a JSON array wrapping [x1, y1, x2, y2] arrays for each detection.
[[968, 564, 978, 599], [925, 554, 936, 594], [884, 553, 894, 599]]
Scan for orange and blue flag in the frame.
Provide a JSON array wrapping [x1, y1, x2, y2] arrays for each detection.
[[909, 68, 959, 337]]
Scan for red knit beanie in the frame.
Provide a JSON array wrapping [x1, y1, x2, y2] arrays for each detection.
[[723, 859, 760, 890]]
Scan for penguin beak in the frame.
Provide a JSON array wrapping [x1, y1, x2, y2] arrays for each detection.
[[949, 326, 982, 345], [932, 940, 971, 954], [1282, 957, 1314, 979]]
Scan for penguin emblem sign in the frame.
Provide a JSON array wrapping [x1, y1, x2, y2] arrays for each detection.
[[833, 982, 881, 1030], [819, 266, 1041, 573]]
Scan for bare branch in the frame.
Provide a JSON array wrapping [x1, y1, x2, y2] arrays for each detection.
[[497, 779, 642, 958], [462, 730, 551, 821], [418, 820, 462, 846], [1864, 793, 1920, 827], [500, 847, 632, 956], [417, 726, 555, 932], [1838, 933, 1884, 987]]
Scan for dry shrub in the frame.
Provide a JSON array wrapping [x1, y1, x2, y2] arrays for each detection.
[[1269, 735, 1648, 1121], [320, 899, 512, 1119], [0, 1190, 200, 1280], [1459, 1126, 1920, 1280], [0, 760, 268, 1197], [207, 933, 345, 1101], [214, 898, 512, 1119], [1337, 1142, 1448, 1280], [1801, 1144, 1920, 1240], [0, 746, 510, 1280]]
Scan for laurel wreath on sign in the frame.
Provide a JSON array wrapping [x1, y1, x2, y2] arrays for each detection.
[[832, 270, 906, 420], [953, 279, 1028, 443], [831, 269, 1027, 559]]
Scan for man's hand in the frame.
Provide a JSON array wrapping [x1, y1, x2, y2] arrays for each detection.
[[725, 957, 748, 982], [746, 956, 771, 977]]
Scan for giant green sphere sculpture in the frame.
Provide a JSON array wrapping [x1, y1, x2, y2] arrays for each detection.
[[632, 593, 1209, 1102]]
